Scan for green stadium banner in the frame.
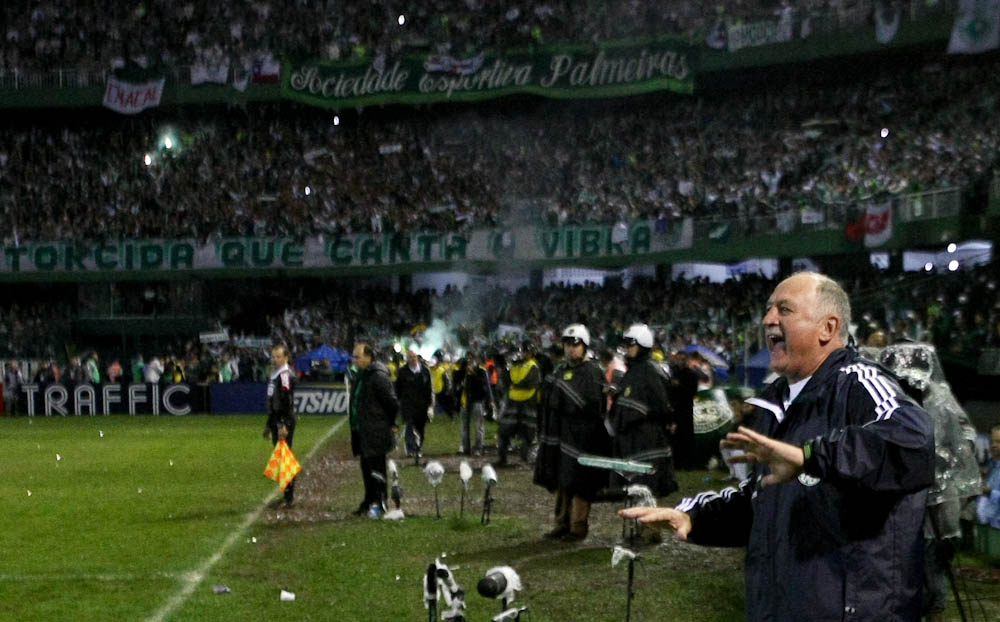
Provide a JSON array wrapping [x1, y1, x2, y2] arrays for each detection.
[[282, 39, 695, 108], [0, 219, 693, 275]]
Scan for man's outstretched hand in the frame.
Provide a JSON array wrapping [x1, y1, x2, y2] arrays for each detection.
[[618, 507, 693, 540], [721, 426, 806, 487]]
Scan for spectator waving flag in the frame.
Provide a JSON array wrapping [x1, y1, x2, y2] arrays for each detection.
[[264, 440, 302, 491]]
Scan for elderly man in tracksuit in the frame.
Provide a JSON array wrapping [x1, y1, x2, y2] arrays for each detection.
[[623, 272, 935, 622]]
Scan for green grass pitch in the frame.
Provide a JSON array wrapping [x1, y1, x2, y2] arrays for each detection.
[[7, 412, 991, 621]]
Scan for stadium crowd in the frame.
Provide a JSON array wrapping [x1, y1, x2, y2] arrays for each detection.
[[3, 263, 998, 388], [1, 53, 997, 245], [0, 1, 903, 73], [0, 301, 72, 361], [263, 265, 1000, 366], [0, 2, 992, 383]]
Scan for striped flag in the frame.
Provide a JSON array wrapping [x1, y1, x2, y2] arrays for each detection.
[[264, 440, 301, 491]]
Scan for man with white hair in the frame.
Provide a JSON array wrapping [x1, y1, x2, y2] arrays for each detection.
[[623, 272, 934, 621], [144, 355, 164, 384], [395, 346, 433, 462]]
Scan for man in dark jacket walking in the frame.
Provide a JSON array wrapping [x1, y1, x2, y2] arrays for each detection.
[[349, 341, 399, 517], [623, 272, 935, 622], [453, 352, 494, 456], [395, 347, 433, 462]]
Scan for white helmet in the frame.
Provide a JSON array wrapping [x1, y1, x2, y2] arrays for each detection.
[[623, 323, 654, 349], [561, 324, 591, 347]]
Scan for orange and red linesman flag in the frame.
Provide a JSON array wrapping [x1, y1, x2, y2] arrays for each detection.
[[264, 440, 302, 491]]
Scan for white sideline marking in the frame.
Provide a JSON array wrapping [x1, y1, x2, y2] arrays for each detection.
[[146, 417, 348, 622], [0, 571, 182, 582]]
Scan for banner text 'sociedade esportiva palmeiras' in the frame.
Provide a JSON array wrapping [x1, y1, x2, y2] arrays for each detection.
[[283, 38, 694, 108]]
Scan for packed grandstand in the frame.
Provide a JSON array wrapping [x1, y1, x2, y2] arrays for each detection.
[[0, 0, 998, 403], [2, 0, 909, 73]]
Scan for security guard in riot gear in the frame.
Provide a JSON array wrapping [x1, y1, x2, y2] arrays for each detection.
[[608, 323, 678, 496], [534, 324, 610, 541]]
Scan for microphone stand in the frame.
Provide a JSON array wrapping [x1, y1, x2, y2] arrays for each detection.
[[574, 455, 654, 544], [625, 554, 638, 622], [612, 546, 641, 622], [621, 473, 641, 544], [425, 563, 438, 622], [481, 481, 494, 525]]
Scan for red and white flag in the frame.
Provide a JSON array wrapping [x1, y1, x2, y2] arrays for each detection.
[[103, 76, 165, 115], [252, 55, 281, 83], [863, 202, 893, 248]]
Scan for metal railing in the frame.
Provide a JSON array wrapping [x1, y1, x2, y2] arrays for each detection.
[[897, 187, 962, 222], [0, 65, 191, 91], [0, 67, 109, 90], [692, 186, 962, 242]]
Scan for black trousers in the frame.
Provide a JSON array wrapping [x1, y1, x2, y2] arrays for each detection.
[[360, 453, 387, 508], [497, 401, 536, 462], [268, 418, 296, 502], [403, 409, 429, 455]]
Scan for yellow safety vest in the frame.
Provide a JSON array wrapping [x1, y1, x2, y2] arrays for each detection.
[[508, 359, 539, 402], [431, 366, 447, 394]]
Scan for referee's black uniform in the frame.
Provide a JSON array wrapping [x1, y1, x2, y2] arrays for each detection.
[[267, 363, 297, 504]]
